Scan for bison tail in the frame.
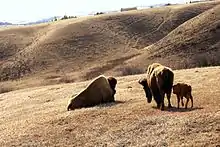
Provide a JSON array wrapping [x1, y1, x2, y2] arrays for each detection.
[[163, 69, 174, 92]]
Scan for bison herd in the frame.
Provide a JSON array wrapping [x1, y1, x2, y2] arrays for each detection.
[[67, 63, 193, 111]]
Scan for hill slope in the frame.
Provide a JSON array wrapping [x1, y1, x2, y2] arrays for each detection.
[[127, 2, 220, 69], [0, 67, 220, 146], [0, 1, 220, 86]]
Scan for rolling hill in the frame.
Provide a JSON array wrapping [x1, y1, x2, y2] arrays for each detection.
[[0, 1, 220, 89], [127, 2, 220, 69]]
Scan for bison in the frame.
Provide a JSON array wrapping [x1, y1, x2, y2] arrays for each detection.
[[173, 83, 193, 109], [67, 75, 117, 111], [139, 63, 174, 110]]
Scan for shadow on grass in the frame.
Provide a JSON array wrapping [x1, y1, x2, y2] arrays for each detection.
[[97, 100, 125, 108], [67, 101, 125, 111], [152, 106, 204, 112]]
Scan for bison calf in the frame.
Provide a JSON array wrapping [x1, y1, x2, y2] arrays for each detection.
[[173, 83, 193, 109], [67, 75, 117, 111]]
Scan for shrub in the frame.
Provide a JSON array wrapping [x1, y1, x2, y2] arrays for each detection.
[[0, 58, 32, 81], [54, 17, 58, 21], [0, 84, 14, 94], [194, 54, 209, 67], [165, 3, 171, 6], [61, 15, 77, 20], [61, 15, 68, 20], [193, 52, 220, 67], [94, 12, 105, 15], [116, 65, 145, 76], [58, 75, 75, 83]]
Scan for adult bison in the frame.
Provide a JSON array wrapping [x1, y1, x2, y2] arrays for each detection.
[[139, 63, 174, 110], [67, 75, 117, 111]]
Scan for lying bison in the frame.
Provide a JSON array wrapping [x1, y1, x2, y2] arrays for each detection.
[[67, 75, 117, 111], [139, 63, 174, 110], [173, 83, 193, 109]]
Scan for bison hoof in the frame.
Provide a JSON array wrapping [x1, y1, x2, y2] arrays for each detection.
[[168, 104, 172, 108], [157, 105, 160, 109]]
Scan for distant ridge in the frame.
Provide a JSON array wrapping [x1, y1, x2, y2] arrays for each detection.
[[0, 22, 12, 25]]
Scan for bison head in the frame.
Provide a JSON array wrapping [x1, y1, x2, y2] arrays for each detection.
[[108, 76, 117, 94], [67, 103, 73, 111], [138, 78, 152, 103], [172, 83, 181, 94]]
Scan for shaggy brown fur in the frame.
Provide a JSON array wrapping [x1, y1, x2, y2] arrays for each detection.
[[146, 63, 162, 75], [67, 75, 117, 111], [108, 76, 117, 95], [139, 63, 174, 110], [173, 83, 193, 109]]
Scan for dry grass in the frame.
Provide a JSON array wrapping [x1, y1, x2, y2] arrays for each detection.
[[0, 83, 14, 94], [0, 67, 220, 146]]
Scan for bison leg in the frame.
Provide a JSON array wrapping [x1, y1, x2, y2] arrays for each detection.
[[166, 91, 172, 108], [151, 88, 161, 109], [185, 97, 189, 109], [161, 102, 165, 111], [109, 96, 115, 102], [160, 92, 165, 111], [154, 92, 162, 110], [157, 103, 161, 109], [177, 95, 180, 109], [190, 94, 193, 108], [181, 97, 184, 107]]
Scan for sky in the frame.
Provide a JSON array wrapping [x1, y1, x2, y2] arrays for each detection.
[[0, 0, 188, 23]]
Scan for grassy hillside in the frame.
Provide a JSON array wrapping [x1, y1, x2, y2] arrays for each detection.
[[0, 67, 220, 146], [128, 2, 220, 70], [0, 1, 220, 87]]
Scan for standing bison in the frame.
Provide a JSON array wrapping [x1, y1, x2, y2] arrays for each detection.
[[173, 83, 193, 109], [67, 75, 117, 111], [139, 63, 174, 110]]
